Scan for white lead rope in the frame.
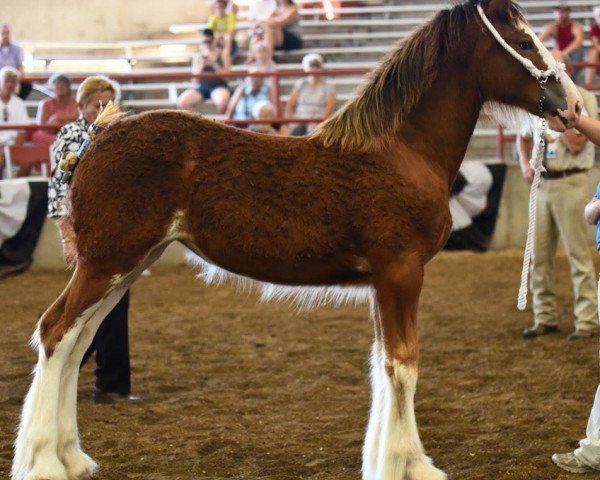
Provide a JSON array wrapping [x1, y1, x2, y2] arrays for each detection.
[[476, 5, 565, 310], [517, 122, 547, 310]]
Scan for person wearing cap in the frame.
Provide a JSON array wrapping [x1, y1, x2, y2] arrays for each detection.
[[31, 73, 78, 146], [584, 6, 600, 86], [285, 53, 336, 136], [48, 75, 140, 404], [517, 86, 599, 341], [0, 66, 29, 178], [539, 4, 584, 79]]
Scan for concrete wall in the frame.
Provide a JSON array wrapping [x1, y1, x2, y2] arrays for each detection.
[[32, 220, 188, 270], [2, 0, 210, 42], [491, 163, 600, 249]]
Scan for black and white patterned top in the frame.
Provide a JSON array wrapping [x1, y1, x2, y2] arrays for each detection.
[[47, 116, 90, 218]]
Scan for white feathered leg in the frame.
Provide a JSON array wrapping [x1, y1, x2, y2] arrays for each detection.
[[362, 341, 385, 480], [375, 359, 446, 480], [12, 319, 87, 480], [58, 284, 133, 479]]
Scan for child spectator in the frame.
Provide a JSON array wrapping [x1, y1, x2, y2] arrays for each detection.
[[248, 100, 280, 135], [207, 0, 237, 69], [585, 6, 600, 86], [177, 28, 231, 114], [285, 53, 336, 136], [31, 74, 78, 145]]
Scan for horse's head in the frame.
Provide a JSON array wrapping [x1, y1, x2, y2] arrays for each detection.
[[472, 0, 581, 131]]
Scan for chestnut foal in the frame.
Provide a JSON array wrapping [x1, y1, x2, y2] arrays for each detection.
[[13, 1, 581, 479]]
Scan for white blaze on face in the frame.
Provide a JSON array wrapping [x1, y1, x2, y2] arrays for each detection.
[[518, 20, 581, 115]]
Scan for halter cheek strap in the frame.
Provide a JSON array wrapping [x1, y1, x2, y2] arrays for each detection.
[[476, 5, 566, 83]]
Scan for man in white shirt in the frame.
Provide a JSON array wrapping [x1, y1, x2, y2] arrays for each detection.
[[0, 65, 30, 177]]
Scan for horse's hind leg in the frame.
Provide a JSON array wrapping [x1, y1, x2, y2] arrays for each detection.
[[367, 252, 446, 480], [57, 279, 131, 479], [12, 266, 116, 480], [56, 240, 170, 479]]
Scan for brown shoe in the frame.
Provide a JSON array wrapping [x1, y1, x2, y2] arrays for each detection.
[[567, 329, 599, 341], [522, 324, 559, 339]]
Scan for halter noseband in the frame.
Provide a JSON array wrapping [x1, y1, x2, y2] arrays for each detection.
[[476, 5, 566, 84]]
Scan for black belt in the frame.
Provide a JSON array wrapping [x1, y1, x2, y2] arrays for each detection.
[[541, 168, 588, 180]]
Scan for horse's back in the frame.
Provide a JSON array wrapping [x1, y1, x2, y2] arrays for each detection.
[[70, 110, 449, 283]]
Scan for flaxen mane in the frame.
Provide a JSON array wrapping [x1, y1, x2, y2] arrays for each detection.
[[311, 0, 525, 153]]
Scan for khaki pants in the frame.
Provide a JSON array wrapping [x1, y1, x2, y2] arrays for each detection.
[[531, 172, 598, 331]]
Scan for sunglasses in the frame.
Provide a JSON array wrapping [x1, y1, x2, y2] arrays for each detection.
[[2, 107, 7, 122]]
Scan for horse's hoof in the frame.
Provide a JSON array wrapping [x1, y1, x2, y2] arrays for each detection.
[[24, 456, 68, 480], [62, 448, 97, 480], [406, 455, 447, 480]]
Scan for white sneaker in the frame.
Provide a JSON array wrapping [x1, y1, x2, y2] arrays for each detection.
[[552, 452, 600, 473]]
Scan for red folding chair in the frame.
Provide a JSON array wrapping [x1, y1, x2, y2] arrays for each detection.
[[3, 143, 52, 178]]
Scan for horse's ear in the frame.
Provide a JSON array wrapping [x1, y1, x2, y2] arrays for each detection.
[[481, 0, 512, 16]]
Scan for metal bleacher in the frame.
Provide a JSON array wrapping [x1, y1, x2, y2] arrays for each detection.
[[19, 0, 600, 159]]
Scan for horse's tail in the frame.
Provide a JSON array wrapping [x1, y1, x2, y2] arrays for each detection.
[[94, 100, 125, 129], [58, 101, 125, 173]]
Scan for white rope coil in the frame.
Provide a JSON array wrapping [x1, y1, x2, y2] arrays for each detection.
[[517, 122, 546, 310]]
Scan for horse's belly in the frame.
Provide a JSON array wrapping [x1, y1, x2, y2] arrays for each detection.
[[186, 235, 371, 286]]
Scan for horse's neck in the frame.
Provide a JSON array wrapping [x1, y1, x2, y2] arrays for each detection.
[[396, 71, 482, 188]]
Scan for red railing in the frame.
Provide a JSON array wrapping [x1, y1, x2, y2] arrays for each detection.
[[21, 68, 369, 120], [6, 63, 600, 162]]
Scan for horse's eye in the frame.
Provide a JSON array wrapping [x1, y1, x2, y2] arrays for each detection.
[[518, 41, 534, 51]]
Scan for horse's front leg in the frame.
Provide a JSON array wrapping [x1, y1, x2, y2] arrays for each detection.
[[366, 252, 446, 480]]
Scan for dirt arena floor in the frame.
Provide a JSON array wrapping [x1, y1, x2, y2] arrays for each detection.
[[2, 249, 600, 479]]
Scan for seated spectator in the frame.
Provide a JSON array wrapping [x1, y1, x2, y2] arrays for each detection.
[[246, 40, 277, 70], [31, 73, 78, 145], [539, 4, 584, 79], [0, 66, 29, 178], [226, 68, 273, 124], [585, 6, 600, 86], [248, 100, 280, 135], [258, 0, 303, 54], [207, 0, 237, 70], [285, 53, 336, 136], [177, 28, 231, 114], [0, 23, 31, 100]]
